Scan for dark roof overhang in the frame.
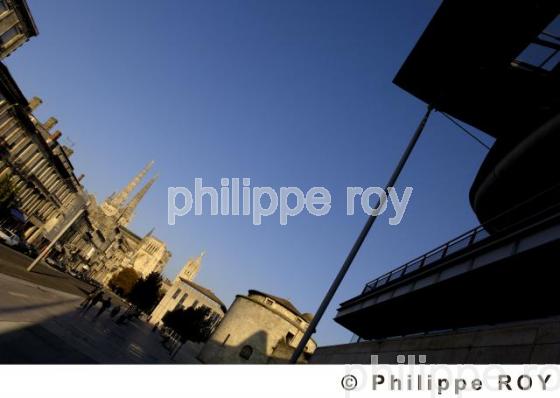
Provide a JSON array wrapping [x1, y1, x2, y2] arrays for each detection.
[[393, 0, 560, 140]]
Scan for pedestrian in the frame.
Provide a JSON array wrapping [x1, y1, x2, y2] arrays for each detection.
[[110, 305, 121, 318], [93, 297, 112, 319], [116, 305, 134, 325], [79, 288, 99, 308], [82, 290, 103, 313]]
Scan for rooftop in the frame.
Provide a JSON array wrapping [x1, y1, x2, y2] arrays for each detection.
[[13, 0, 39, 37], [179, 277, 227, 313], [248, 289, 309, 320]]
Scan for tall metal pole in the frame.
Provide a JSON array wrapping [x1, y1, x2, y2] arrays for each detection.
[[289, 105, 433, 363], [26, 207, 86, 272]]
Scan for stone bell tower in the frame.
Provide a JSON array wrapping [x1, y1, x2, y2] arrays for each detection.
[[177, 251, 205, 282]]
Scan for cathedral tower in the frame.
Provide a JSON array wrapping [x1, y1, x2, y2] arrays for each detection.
[[110, 160, 154, 208], [177, 251, 205, 282], [118, 174, 158, 226]]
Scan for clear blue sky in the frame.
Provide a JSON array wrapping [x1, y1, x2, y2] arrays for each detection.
[[6, 0, 493, 345]]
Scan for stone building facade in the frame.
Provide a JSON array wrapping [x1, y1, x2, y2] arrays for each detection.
[[198, 290, 317, 364], [0, 0, 37, 59], [0, 18, 103, 266], [129, 234, 170, 278], [0, 62, 91, 250], [150, 253, 226, 327], [0, 0, 172, 286], [86, 163, 171, 284], [0, 62, 169, 279], [87, 224, 141, 284]]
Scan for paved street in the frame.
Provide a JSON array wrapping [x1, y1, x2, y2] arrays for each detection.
[[0, 244, 95, 297], [0, 245, 199, 364]]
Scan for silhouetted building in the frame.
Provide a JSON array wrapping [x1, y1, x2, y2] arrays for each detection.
[[312, 0, 560, 364]]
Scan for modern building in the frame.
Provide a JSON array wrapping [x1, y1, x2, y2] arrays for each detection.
[[311, 0, 560, 364], [150, 252, 226, 328], [198, 290, 317, 364], [0, 0, 37, 59]]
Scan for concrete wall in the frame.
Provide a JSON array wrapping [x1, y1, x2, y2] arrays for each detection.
[[311, 317, 560, 364]]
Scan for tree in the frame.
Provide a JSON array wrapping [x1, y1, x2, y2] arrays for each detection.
[[128, 272, 163, 313], [0, 175, 18, 210], [108, 268, 140, 296], [162, 305, 215, 344]]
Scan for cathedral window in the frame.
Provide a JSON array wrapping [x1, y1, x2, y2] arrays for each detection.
[[172, 288, 181, 299]]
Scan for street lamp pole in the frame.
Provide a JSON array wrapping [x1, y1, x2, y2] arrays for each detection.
[[26, 205, 87, 272], [289, 105, 433, 363]]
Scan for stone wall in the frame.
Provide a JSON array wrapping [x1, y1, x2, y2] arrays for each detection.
[[198, 293, 316, 364]]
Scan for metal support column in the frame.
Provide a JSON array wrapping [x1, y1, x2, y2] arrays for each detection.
[[289, 105, 433, 363]]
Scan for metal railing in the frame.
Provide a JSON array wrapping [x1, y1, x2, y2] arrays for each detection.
[[362, 225, 490, 294], [359, 181, 560, 297]]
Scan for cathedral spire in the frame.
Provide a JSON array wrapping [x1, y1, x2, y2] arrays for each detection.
[[111, 160, 154, 208], [119, 174, 158, 226], [177, 251, 204, 282]]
